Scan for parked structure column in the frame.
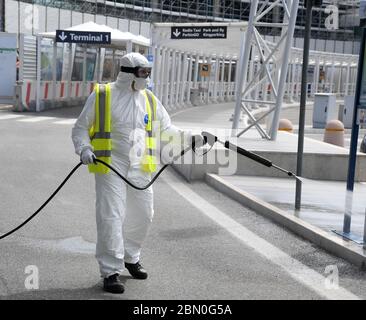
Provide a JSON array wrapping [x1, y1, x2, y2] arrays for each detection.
[[212, 56, 219, 103], [219, 56, 226, 102], [158, 47, 166, 101], [152, 46, 160, 94], [162, 49, 171, 107], [180, 52, 188, 106], [226, 57, 233, 101], [169, 50, 176, 110], [186, 52, 193, 106], [313, 56, 320, 97], [174, 51, 182, 108], [67, 43, 73, 101], [345, 62, 351, 96], [337, 62, 342, 96], [330, 58, 335, 93]]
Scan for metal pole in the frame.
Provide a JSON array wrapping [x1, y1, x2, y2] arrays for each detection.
[[193, 52, 200, 90], [175, 51, 182, 107], [158, 47, 166, 101], [186, 53, 193, 105], [152, 46, 159, 93], [169, 50, 176, 109], [36, 36, 41, 112], [343, 28, 366, 233], [330, 58, 335, 93], [180, 52, 188, 106], [345, 63, 350, 96], [52, 40, 57, 109], [227, 57, 233, 100], [154, 47, 160, 99], [67, 43, 73, 101], [206, 56, 212, 103], [82, 45, 87, 98], [212, 56, 218, 103], [0, 0, 5, 32], [314, 56, 320, 96], [163, 49, 170, 107], [337, 64, 342, 96], [363, 208, 366, 249], [295, 0, 313, 210], [220, 56, 225, 102]]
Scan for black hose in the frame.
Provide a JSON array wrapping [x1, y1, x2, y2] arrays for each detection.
[[0, 142, 202, 241], [0, 162, 82, 240], [0, 159, 170, 240], [96, 159, 169, 190]]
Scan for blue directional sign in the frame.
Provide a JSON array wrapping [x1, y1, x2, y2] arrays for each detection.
[[56, 30, 111, 44]]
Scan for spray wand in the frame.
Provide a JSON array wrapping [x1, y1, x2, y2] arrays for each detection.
[[201, 131, 302, 182]]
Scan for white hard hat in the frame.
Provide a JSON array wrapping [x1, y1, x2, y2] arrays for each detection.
[[120, 52, 151, 68]]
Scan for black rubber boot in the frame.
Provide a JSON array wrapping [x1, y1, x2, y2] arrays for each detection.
[[125, 262, 148, 279], [103, 274, 125, 294]]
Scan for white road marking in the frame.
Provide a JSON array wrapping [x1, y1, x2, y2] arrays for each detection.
[[162, 171, 360, 300], [53, 119, 77, 125], [0, 114, 24, 120], [18, 116, 56, 123]]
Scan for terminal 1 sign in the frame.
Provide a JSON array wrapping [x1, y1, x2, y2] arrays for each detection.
[[56, 30, 111, 44], [171, 26, 227, 39]]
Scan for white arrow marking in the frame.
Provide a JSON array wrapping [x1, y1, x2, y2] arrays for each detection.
[[173, 29, 181, 38], [58, 31, 67, 41]]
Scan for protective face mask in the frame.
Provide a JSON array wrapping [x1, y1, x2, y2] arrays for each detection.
[[132, 77, 149, 91]]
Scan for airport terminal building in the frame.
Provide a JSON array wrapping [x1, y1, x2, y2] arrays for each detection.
[[0, 0, 362, 115], [1, 0, 362, 54]]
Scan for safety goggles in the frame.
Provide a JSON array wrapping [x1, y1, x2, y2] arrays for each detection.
[[120, 66, 152, 79]]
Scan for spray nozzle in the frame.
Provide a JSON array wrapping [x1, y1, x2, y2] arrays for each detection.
[[201, 131, 218, 146]]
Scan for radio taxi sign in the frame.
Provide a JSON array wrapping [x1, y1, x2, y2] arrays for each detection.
[[171, 26, 227, 39]]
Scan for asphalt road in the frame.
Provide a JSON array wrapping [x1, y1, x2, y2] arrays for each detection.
[[0, 106, 366, 300]]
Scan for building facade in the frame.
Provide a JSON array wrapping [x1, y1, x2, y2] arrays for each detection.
[[1, 0, 363, 54]]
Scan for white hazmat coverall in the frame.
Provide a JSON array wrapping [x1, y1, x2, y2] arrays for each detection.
[[72, 53, 188, 278]]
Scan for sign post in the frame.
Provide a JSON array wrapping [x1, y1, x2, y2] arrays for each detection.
[[332, 3, 366, 244]]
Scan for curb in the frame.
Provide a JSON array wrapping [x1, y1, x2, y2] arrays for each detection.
[[0, 105, 12, 111], [205, 173, 366, 270]]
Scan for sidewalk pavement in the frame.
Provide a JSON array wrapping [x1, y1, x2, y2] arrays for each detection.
[[171, 100, 366, 244]]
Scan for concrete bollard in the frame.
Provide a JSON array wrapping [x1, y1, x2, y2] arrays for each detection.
[[323, 120, 345, 147], [278, 119, 294, 133], [360, 134, 366, 153]]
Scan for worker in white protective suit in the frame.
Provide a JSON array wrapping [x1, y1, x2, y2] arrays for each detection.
[[72, 52, 203, 294]]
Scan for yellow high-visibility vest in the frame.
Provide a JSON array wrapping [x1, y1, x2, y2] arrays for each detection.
[[88, 84, 158, 174], [141, 89, 157, 173], [88, 83, 112, 174]]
